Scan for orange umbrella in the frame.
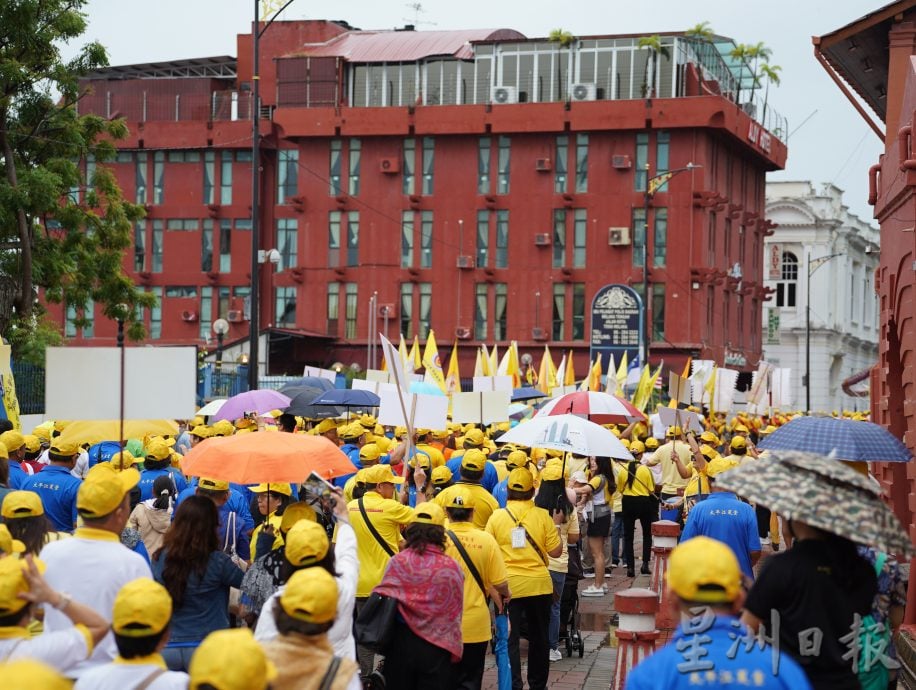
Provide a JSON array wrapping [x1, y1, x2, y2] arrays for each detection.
[[181, 431, 356, 483]]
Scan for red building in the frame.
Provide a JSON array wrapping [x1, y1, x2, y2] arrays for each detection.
[[50, 20, 786, 377]]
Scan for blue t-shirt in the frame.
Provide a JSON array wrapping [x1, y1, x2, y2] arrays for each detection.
[[681, 492, 762, 580], [625, 615, 812, 690], [7, 461, 31, 490], [446, 456, 499, 492], [138, 468, 188, 501], [492, 478, 509, 508], [20, 465, 81, 532], [333, 443, 389, 488], [151, 549, 244, 645]]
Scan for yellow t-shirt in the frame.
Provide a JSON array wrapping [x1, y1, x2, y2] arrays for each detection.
[[653, 441, 692, 490], [348, 491, 416, 597], [615, 464, 656, 497], [435, 482, 499, 530], [485, 500, 561, 598], [492, 460, 510, 483], [610, 462, 626, 512], [547, 509, 579, 574], [587, 474, 614, 507], [444, 521, 508, 643], [416, 443, 446, 468], [251, 511, 283, 554]]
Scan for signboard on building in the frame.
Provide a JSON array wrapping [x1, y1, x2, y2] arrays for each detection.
[[767, 308, 780, 344], [590, 284, 643, 372], [768, 244, 781, 280]]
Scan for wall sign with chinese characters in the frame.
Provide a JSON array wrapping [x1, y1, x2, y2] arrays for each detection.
[[590, 284, 643, 372]]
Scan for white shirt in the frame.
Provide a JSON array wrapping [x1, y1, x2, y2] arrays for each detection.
[[40, 528, 152, 677], [254, 521, 359, 660], [74, 660, 188, 690], [649, 413, 667, 440], [0, 626, 89, 673], [38, 448, 89, 478]]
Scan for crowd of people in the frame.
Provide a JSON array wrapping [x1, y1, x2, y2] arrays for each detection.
[[0, 403, 904, 690]]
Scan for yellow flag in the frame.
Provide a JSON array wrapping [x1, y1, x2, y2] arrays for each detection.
[[0, 345, 21, 430], [398, 334, 411, 372], [588, 354, 603, 392], [669, 357, 693, 408], [489, 345, 499, 377], [421, 330, 447, 393], [474, 348, 484, 377], [705, 365, 718, 417], [537, 346, 556, 394], [479, 346, 491, 376], [616, 352, 629, 390], [445, 342, 462, 394], [497, 342, 521, 388], [632, 365, 652, 411], [565, 349, 576, 387], [410, 335, 421, 371]]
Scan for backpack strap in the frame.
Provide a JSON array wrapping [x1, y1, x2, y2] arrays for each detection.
[[447, 530, 487, 599], [133, 668, 168, 690], [358, 497, 395, 557], [318, 656, 342, 690]]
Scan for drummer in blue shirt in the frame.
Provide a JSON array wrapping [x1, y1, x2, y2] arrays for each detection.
[[20, 440, 83, 532], [625, 536, 811, 690]]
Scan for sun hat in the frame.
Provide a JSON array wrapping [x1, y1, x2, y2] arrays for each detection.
[[77, 463, 141, 519], [2, 491, 44, 519], [189, 629, 277, 690], [284, 520, 330, 567], [279, 568, 338, 624], [113, 578, 172, 637], [667, 536, 741, 604]]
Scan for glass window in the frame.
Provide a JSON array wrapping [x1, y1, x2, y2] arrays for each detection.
[[165, 286, 198, 298], [497, 136, 510, 194], [327, 282, 339, 335], [724, 217, 732, 258], [201, 220, 213, 272], [400, 283, 413, 338], [135, 152, 148, 204], [348, 138, 361, 196], [476, 210, 489, 268], [554, 135, 568, 193], [474, 283, 488, 341], [220, 151, 232, 204], [277, 218, 298, 271], [632, 207, 646, 268], [203, 151, 215, 204], [635, 132, 649, 191], [552, 283, 565, 341], [329, 140, 342, 195], [494, 283, 507, 341], [478, 137, 491, 194], [419, 283, 432, 339], [217, 287, 230, 321], [652, 283, 666, 340], [199, 287, 212, 340], [82, 299, 94, 339], [134, 220, 146, 272], [422, 137, 434, 195], [275, 286, 297, 327], [149, 289, 162, 340], [552, 209, 566, 268], [153, 152, 164, 204], [403, 138, 415, 195], [346, 212, 359, 267], [575, 134, 589, 193], [219, 220, 232, 272], [654, 208, 668, 267], [86, 155, 96, 196], [401, 211, 414, 268], [572, 283, 585, 340], [167, 219, 199, 231], [151, 221, 163, 273], [420, 211, 433, 269], [278, 149, 298, 202], [775, 251, 798, 308], [345, 283, 358, 339], [495, 210, 509, 268], [573, 209, 587, 268], [328, 211, 341, 267], [65, 304, 77, 338], [656, 131, 670, 191]]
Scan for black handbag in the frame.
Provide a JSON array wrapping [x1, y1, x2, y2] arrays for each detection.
[[355, 592, 399, 653]]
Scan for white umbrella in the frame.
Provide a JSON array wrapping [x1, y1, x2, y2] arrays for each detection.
[[197, 399, 227, 417], [495, 414, 634, 460]]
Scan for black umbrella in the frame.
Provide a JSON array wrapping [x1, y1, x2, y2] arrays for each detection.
[[284, 388, 343, 419], [278, 376, 335, 396]]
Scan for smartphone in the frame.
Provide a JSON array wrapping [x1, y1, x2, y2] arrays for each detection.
[[303, 471, 337, 504]]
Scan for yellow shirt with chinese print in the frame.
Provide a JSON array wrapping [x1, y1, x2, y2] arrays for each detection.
[[485, 499, 561, 599], [348, 491, 416, 597]]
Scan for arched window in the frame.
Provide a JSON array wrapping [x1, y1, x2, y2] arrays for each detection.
[[776, 251, 798, 308]]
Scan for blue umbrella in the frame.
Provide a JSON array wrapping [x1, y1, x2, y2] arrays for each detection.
[[511, 386, 547, 402], [310, 389, 381, 410], [758, 416, 912, 463], [494, 612, 511, 690]]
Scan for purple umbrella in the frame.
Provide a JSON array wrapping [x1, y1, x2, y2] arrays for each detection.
[[211, 389, 291, 422]]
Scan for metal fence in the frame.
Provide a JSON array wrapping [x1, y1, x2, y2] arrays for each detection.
[[11, 362, 45, 415]]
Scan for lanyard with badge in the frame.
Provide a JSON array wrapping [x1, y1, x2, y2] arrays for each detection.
[[505, 507, 548, 565]]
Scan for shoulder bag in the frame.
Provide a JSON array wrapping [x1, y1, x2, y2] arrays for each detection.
[[446, 530, 487, 599], [358, 497, 395, 557], [354, 591, 399, 654], [318, 656, 342, 690]]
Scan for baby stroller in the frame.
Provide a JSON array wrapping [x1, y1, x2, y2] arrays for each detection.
[[559, 542, 584, 658]]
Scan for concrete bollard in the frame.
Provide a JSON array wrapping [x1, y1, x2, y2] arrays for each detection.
[[611, 588, 660, 690], [650, 519, 680, 630]]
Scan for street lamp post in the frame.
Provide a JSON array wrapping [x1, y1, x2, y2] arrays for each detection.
[[805, 251, 844, 415], [213, 318, 230, 373], [642, 163, 701, 367]]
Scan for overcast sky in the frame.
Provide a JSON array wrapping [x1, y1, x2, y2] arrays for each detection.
[[78, 0, 884, 223]]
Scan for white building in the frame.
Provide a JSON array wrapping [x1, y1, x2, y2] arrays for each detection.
[[763, 182, 879, 414]]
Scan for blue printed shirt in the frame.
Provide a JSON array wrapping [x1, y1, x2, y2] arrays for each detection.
[[446, 456, 499, 492], [20, 465, 81, 532], [681, 492, 761, 580], [138, 468, 188, 501]]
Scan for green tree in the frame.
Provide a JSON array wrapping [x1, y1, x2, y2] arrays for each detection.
[[548, 28, 576, 101], [685, 21, 714, 41], [760, 63, 782, 124], [638, 35, 670, 98], [730, 41, 773, 104], [0, 0, 156, 355]]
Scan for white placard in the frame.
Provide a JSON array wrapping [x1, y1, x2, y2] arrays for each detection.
[[771, 368, 793, 408], [667, 373, 692, 406], [550, 384, 578, 397], [690, 360, 715, 402], [304, 365, 338, 382], [658, 406, 704, 434], [451, 391, 511, 425], [46, 347, 197, 420], [746, 361, 774, 410], [712, 368, 740, 413], [352, 379, 398, 397], [364, 368, 392, 384], [472, 375, 513, 392], [377, 391, 448, 430]]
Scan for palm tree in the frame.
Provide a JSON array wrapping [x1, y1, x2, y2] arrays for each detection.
[[638, 34, 670, 98], [685, 21, 714, 40], [730, 41, 773, 104], [759, 63, 782, 125], [685, 22, 715, 93], [548, 28, 576, 101]]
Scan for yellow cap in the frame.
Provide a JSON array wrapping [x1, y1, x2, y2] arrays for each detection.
[[110, 450, 136, 472], [359, 443, 382, 462], [190, 425, 212, 439], [0, 524, 25, 556], [373, 436, 392, 454], [444, 487, 475, 510], [461, 449, 488, 472], [359, 414, 377, 429], [431, 465, 453, 486], [699, 444, 719, 460], [629, 440, 646, 454], [315, 419, 337, 435], [730, 436, 747, 450], [2, 659, 71, 690], [2, 491, 44, 519], [284, 520, 329, 566], [0, 556, 45, 615], [506, 450, 528, 470], [619, 438, 631, 450], [644, 437, 659, 449], [667, 536, 741, 604], [0, 431, 24, 453], [733, 424, 749, 434], [32, 426, 51, 442], [706, 456, 738, 478], [199, 478, 230, 492], [250, 483, 293, 496], [430, 428, 449, 440], [144, 439, 171, 462], [507, 467, 534, 492], [49, 440, 80, 457], [22, 435, 40, 454], [409, 453, 431, 471], [339, 423, 365, 440], [700, 431, 720, 445], [211, 420, 235, 437], [363, 464, 405, 485], [189, 628, 277, 690], [280, 502, 317, 532], [113, 578, 172, 637], [413, 501, 446, 526], [540, 463, 564, 482], [759, 424, 778, 436], [77, 463, 141, 519], [463, 428, 485, 447], [279, 568, 338, 624], [666, 426, 683, 438]]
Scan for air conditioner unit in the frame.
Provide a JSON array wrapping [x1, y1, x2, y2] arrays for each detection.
[[535, 158, 552, 172], [608, 227, 631, 246], [227, 309, 245, 323], [611, 154, 632, 169], [379, 158, 400, 174], [456, 255, 475, 269], [491, 86, 518, 104], [532, 327, 548, 341], [377, 303, 397, 318], [534, 233, 551, 246], [571, 83, 597, 101], [455, 327, 472, 340], [181, 310, 198, 322]]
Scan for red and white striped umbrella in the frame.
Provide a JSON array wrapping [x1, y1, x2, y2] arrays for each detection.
[[535, 391, 645, 425]]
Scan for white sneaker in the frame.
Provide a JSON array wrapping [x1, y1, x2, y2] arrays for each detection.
[[760, 537, 771, 546], [549, 648, 563, 662], [581, 585, 605, 597]]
